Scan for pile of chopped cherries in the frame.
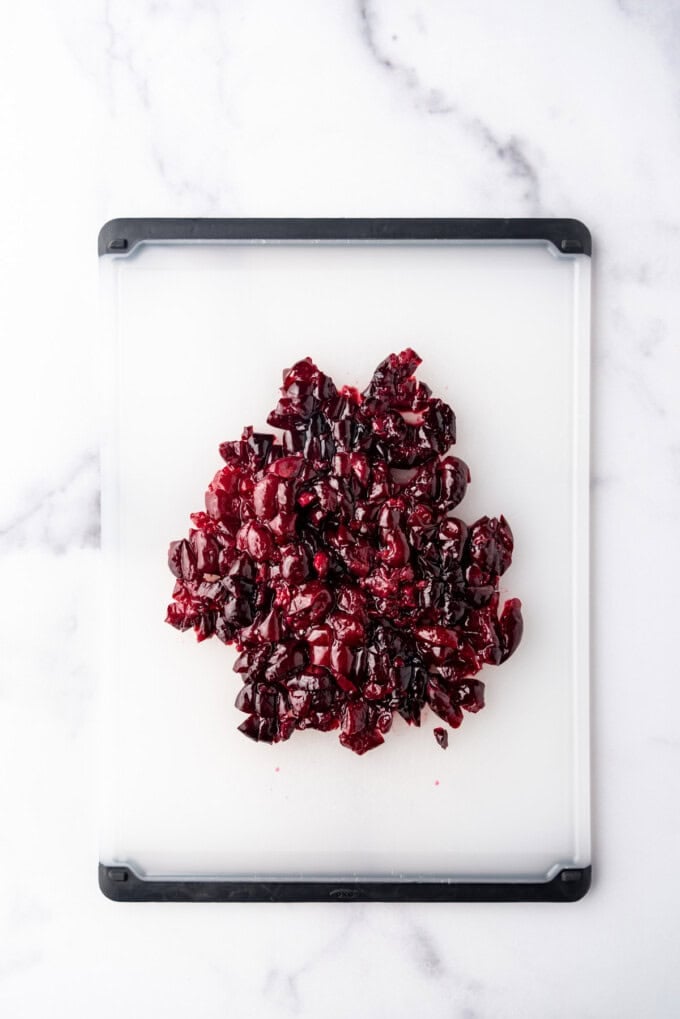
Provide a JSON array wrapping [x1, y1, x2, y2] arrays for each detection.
[[166, 349, 523, 754]]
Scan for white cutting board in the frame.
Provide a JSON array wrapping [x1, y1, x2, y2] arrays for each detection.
[[99, 238, 590, 881]]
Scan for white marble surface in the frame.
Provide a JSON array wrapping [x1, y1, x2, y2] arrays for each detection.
[[1, 1, 679, 1016]]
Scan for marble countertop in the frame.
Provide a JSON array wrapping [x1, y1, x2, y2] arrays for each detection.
[[1, 1, 679, 1016]]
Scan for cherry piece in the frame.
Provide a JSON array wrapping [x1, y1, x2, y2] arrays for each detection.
[[166, 351, 522, 753], [433, 727, 449, 749]]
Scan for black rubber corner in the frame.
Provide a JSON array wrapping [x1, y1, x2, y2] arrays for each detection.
[[97, 218, 591, 257], [98, 864, 591, 903]]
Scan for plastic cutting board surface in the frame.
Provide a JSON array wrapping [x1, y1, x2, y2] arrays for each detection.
[[98, 223, 590, 890]]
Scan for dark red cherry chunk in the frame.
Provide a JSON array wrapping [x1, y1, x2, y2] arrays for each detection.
[[433, 727, 449, 749], [166, 350, 522, 753]]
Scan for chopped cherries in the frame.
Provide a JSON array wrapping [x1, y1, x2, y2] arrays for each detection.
[[166, 350, 523, 754]]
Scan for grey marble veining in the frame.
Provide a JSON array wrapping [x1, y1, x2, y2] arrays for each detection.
[[357, 0, 543, 210], [0, 451, 99, 554]]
